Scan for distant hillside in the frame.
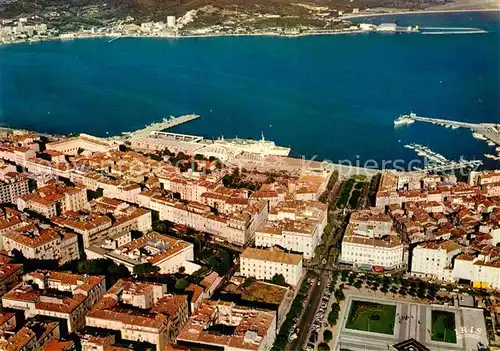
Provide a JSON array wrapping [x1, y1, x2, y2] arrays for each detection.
[[0, 0, 456, 20]]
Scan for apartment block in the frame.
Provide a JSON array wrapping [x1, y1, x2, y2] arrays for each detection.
[[86, 280, 189, 349], [0, 172, 29, 204], [240, 247, 303, 286], [3, 223, 80, 264], [86, 232, 195, 274], [17, 182, 87, 218], [2, 270, 106, 332], [411, 240, 463, 281], [177, 300, 276, 351]]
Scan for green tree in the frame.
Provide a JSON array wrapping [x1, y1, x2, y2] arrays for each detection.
[[153, 220, 172, 233], [77, 258, 130, 288], [175, 278, 190, 290], [334, 288, 345, 301], [243, 277, 256, 287], [133, 263, 160, 276], [323, 329, 333, 342], [318, 342, 330, 351], [207, 248, 233, 275], [271, 274, 287, 286]]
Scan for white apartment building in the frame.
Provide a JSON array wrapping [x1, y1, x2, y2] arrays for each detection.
[[159, 176, 219, 203], [411, 240, 463, 281], [240, 247, 303, 286], [177, 300, 277, 351], [469, 170, 500, 186], [0, 172, 29, 204], [0, 145, 36, 167], [71, 171, 141, 204], [51, 211, 113, 248], [339, 210, 405, 270], [52, 199, 151, 248], [150, 194, 267, 245], [86, 232, 195, 274], [453, 253, 500, 290], [24, 157, 72, 178], [349, 212, 392, 238], [255, 219, 321, 259], [2, 271, 106, 333], [340, 235, 405, 270], [167, 16, 176, 28], [268, 200, 328, 234], [17, 183, 87, 218], [45, 134, 116, 156], [86, 280, 189, 349], [3, 225, 79, 265], [254, 200, 327, 259]]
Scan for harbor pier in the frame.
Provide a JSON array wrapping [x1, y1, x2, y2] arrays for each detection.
[[122, 114, 200, 139], [404, 143, 482, 173], [395, 112, 500, 146]]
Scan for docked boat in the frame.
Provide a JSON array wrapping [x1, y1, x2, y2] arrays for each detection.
[[485, 154, 500, 161], [212, 133, 291, 157], [472, 132, 487, 141], [394, 115, 415, 126]]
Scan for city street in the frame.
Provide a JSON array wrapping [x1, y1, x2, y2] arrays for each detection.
[[287, 179, 346, 350]]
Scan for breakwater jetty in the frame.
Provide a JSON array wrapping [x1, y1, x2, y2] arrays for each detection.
[[395, 112, 500, 146], [122, 114, 200, 138]]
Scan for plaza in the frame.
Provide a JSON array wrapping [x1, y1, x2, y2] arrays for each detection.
[[334, 294, 489, 351]]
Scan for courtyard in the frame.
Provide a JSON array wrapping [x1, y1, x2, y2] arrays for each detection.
[[345, 300, 397, 335], [431, 310, 457, 343]]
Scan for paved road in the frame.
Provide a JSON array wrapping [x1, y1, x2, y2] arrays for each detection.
[[287, 180, 345, 351]]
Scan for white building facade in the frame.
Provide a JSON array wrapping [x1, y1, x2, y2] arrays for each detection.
[[240, 247, 303, 286]]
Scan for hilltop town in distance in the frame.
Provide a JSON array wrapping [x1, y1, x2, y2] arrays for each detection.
[[0, 0, 498, 43], [0, 119, 497, 351]]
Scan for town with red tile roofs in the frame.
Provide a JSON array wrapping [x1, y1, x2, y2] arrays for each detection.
[[0, 126, 498, 351]]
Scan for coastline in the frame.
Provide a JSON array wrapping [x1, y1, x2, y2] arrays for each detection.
[[0, 30, 371, 47], [341, 8, 500, 19], [1, 8, 497, 47]]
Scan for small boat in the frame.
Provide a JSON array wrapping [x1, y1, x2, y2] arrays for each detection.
[[484, 154, 500, 161], [472, 132, 487, 141]]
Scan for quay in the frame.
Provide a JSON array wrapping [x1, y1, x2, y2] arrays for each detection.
[[421, 30, 487, 35], [109, 36, 124, 43], [404, 143, 482, 173], [419, 26, 487, 34], [123, 114, 200, 139], [395, 112, 500, 146]]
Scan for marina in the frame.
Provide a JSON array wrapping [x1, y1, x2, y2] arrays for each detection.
[[404, 143, 482, 173], [485, 154, 500, 161], [122, 114, 200, 138]]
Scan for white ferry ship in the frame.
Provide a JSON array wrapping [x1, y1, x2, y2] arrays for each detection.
[[394, 113, 416, 126], [212, 133, 291, 157]]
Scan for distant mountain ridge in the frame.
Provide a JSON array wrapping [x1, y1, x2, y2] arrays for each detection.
[[0, 0, 457, 21]]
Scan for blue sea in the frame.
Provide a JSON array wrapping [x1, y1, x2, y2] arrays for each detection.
[[0, 11, 499, 169]]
